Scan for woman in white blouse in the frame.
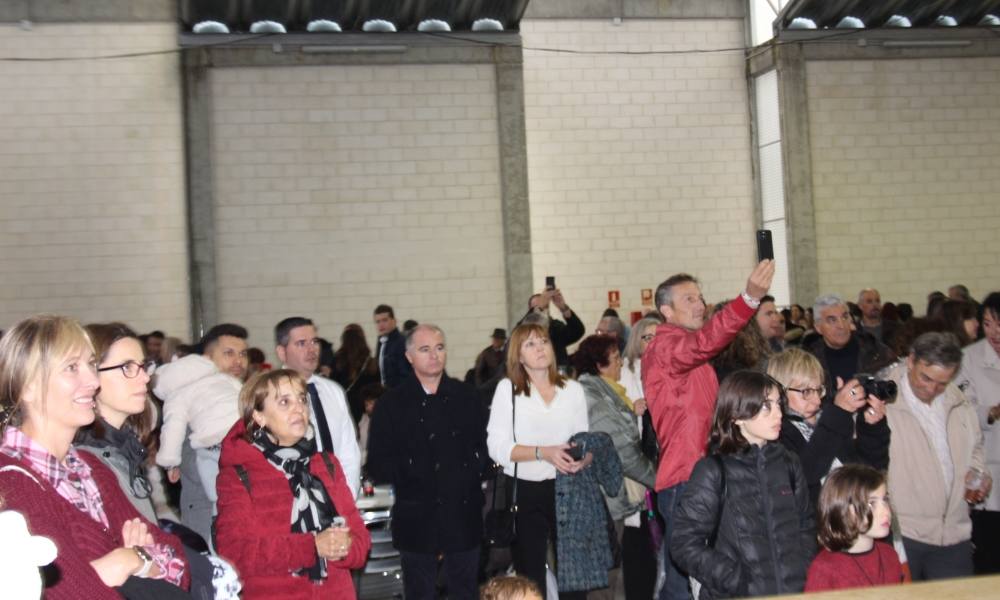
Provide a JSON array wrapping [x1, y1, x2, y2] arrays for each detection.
[[487, 323, 591, 598]]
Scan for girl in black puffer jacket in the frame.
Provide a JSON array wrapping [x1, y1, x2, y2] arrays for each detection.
[[670, 371, 817, 599]]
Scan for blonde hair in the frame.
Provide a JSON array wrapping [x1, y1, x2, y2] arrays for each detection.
[[480, 575, 542, 600], [0, 315, 94, 431], [766, 347, 824, 389], [238, 368, 307, 441], [505, 323, 564, 396]]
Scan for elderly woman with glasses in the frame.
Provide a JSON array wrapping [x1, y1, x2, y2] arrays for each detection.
[[766, 348, 890, 505]]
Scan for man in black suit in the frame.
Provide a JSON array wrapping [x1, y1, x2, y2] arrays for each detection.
[[367, 324, 490, 600], [373, 304, 412, 389]]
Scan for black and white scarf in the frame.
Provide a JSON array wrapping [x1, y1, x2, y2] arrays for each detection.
[[254, 434, 338, 581], [77, 418, 153, 500]]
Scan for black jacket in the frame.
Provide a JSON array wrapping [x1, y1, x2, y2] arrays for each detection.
[[779, 403, 890, 506], [375, 329, 412, 389], [366, 374, 490, 553], [805, 332, 895, 403], [549, 311, 585, 367], [671, 443, 816, 599]]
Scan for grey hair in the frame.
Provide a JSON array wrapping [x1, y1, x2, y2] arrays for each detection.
[[910, 331, 963, 369], [654, 274, 699, 310], [404, 323, 446, 351], [597, 315, 625, 338], [624, 315, 664, 368], [813, 294, 846, 319]]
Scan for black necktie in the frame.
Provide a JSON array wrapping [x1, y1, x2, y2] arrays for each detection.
[[307, 382, 335, 454]]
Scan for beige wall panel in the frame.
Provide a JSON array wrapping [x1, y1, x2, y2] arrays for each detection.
[[807, 58, 1000, 309], [209, 64, 506, 369], [521, 19, 756, 334], [0, 23, 189, 336]]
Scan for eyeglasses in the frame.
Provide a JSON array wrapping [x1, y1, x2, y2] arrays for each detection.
[[786, 385, 826, 398], [98, 360, 156, 379]]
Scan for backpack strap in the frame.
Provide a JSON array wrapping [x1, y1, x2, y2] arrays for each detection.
[[319, 451, 337, 480], [708, 455, 727, 547], [234, 464, 251, 494]]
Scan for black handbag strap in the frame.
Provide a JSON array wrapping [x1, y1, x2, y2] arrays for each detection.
[[511, 382, 518, 511]]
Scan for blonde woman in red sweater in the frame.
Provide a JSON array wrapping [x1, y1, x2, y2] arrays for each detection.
[[0, 315, 190, 599]]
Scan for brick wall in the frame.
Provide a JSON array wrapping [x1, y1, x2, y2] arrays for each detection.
[[806, 57, 1000, 308], [208, 64, 506, 369], [0, 23, 189, 336], [521, 19, 757, 332]]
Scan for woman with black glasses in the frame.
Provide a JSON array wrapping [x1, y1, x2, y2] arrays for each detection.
[[767, 348, 890, 505]]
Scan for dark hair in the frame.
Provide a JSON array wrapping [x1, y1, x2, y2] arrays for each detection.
[[655, 273, 698, 310], [897, 303, 914, 322], [80, 322, 156, 457], [712, 317, 771, 374], [200, 323, 248, 354], [247, 347, 266, 365], [926, 292, 946, 319], [816, 464, 886, 552], [939, 300, 978, 347], [275, 317, 314, 346], [710, 370, 784, 455], [881, 302, 899, 322], [982, 292, 1000, 323], [334, 324, 377, 380], [373, 304, 395, 319], [357, 382, 385, 403], [760, 295, 775, 304], [147, 330, 165, 340], [402, 319, 418, 332], [910, 331, 963, 369], [949, 284, 973, 302], [602, 308, 620, 318], [571, 335, 619, 376], [891, 317, 943, 358]]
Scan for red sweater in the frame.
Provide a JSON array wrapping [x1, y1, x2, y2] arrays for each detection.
[[0, 452, 190, 600], [642, 296, 755, 490], [215, 421, 372, 600], [805, 542, 903, 592]]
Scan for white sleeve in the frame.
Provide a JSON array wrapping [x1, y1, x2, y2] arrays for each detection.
[[155, 394, 189, 468], [571, 381, 590, 435], [321, 381, 361, 499], [487, 378, 516, 468], [958, 351, 991, 429]]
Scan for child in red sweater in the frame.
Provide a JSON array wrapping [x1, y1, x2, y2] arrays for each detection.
[[805, 464, 903, 591]]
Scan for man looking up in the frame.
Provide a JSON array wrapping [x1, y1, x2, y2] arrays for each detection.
[[275, 316, 361, 497], [368, 324, 489, 599], [643, 259, 775, 600]]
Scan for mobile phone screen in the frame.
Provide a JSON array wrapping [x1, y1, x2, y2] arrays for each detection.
[[756, 230, 774, 262], [545, 276, 556, 290]]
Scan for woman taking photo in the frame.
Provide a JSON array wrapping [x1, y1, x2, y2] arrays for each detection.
[[487, 323, 591, 599], [766, 348, 889, 505], [215, 369, 370, 599], [573, 335, 656, 599], [0, 315, 190, 599]]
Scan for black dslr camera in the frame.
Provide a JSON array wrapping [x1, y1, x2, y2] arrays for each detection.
[[855, 373, 897, 402]]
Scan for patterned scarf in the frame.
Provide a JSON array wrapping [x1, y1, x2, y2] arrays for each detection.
[[254, 434, 337, 581], [76, 418, 153, 500], [785, 409, 820, 442]]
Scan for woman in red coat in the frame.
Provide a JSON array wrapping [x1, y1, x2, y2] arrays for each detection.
[[215, 369, 371, 599]]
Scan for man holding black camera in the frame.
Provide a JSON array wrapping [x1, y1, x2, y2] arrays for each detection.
[[884, 332, 990, 581], [806, 293, 895, 402]]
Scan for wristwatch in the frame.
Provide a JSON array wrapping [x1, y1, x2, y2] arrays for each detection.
[[535, 446, 542, 461], [133, 546, 154, 578]]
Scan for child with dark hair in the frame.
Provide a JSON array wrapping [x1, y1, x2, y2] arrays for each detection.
[[670, 370, 815, 598], [805, 464, 903, 591]]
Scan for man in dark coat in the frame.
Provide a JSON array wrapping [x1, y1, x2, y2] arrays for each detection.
[[806, 294, 896, 402], [373, 304, 412, 389], [367, 324, 490, 600]]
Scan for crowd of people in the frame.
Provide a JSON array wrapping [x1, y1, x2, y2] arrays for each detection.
[[0, 270, 998, 600]]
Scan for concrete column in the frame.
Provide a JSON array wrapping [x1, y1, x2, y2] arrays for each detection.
[[181, 49, 216, 340], [774, 42, 819, 305], [493, 44, 534, 328]]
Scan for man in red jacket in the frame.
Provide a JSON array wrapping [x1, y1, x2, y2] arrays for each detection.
[[643, 259, 774, 600]]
